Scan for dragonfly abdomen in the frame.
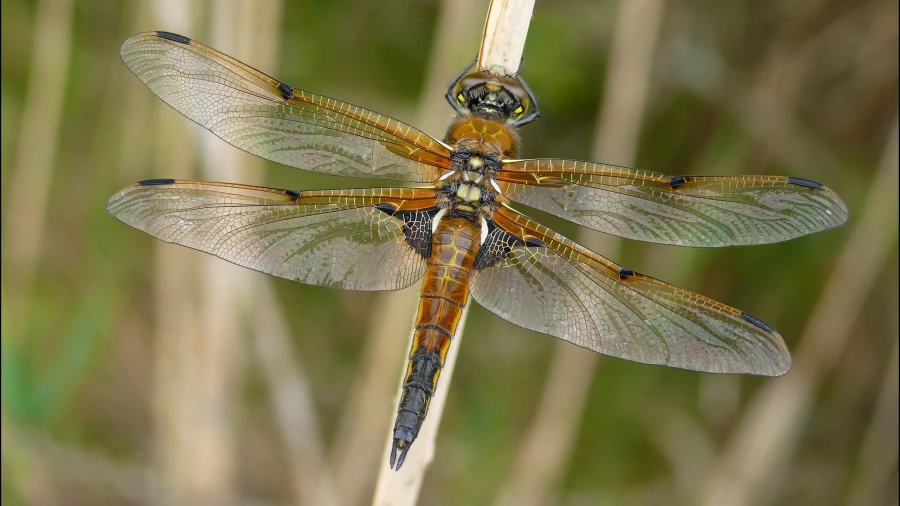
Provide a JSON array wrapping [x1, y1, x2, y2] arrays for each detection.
[[390, 217, 481, 469]]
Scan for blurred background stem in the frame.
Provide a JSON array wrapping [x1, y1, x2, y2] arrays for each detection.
[[148, 0, 201, 503], [2, 0, 73, 337], [700, 117, 899, 506], [495, 1, 665, 503]]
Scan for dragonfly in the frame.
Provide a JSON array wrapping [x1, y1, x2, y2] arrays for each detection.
[[108, 31, 848, 470]]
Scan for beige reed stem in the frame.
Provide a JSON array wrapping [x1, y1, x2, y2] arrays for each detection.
[[371, 1, 535, 504]]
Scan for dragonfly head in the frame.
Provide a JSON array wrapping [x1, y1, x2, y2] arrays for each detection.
[[445, 63, 540, 127]]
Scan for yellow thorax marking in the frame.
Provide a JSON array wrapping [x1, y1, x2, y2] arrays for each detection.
[[455, 183, 482, 203]]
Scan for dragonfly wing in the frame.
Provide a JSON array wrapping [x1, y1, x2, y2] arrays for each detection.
[[121, 32, 452, 182], [498, 159, 847, 246], [107, 180, 439, 291], [469, 206, 791, 376]]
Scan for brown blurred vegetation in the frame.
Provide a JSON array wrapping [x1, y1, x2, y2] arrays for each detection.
[[1, 0, 897, 505]]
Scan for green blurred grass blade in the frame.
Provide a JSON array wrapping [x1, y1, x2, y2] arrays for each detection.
[[1, 283, 118, 425]]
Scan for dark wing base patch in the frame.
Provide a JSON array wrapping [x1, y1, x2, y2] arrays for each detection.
[[376, 204, 436, 258], [474, 223, 525, 270]]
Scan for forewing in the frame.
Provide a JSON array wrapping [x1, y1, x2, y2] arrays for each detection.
[[107, 180, 439, 291], [120, 32, 451, 182], [469, 206, 791, 376], [498, 159, 848, 246]]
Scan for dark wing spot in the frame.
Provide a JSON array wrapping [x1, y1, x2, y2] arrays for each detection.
[[618, 267, 635, 280], [374, 202, 398, 215], [474, 226, 525, 270], [138, 178, 176, 186], [740, 312, 776, 333], [669, 175, 687, 189], [788, 177, 823, 189], [156, 32, 191, 45], [278, 82, 295, 100], [524, 237, 546, 248], [283, 189, 302, 199]]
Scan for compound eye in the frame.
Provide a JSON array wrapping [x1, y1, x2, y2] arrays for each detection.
[[513, 105, 524, 117], [456, 92, 466, 105]]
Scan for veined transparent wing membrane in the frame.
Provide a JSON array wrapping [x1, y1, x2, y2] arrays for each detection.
[[107, 180, 439, 290], [120, 32, 452, 182], [470, 206, 791, 376], [498, 159, 848, 247]]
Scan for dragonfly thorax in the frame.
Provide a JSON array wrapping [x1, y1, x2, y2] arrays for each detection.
[[450, 146, 502, 175], [435, 146, 505, 219], [436, 178, 498, 219], [456, 182, 482, 203]]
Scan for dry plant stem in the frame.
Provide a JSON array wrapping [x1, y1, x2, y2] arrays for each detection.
[[191, 4, 335, 504], [644, 404, 715, 494], [233, 8, 340, 504], [148, 2, 201, 505], [116, 8, 154, 182], [493, 345, 599, 506], [1, 418, 62, 506], [685, 2, 890, 184], [371, 1, 533, 504], [187, 4, 266, 502], [1, 0, 73, 333], [331, 2, 484, 504], [735, 1, 896, 179], [2, 422, 282, 506], [494, 1, 665, 504], [150, 92, 202, 506], [700, 118, 900, 506], [331, 287, 419, 504], [207, 3, 339, 504], [2, 420, 147, 504], [372, 309, 472, 506], [416, 0, 485, 135], [251, 283, 339, 506], [845, 336, 899, 506], [479, 0, 535, 75]]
